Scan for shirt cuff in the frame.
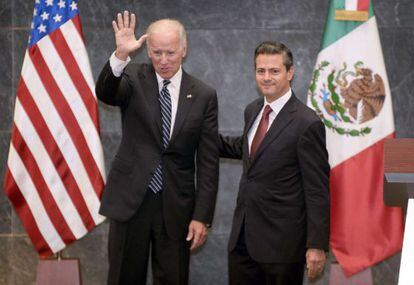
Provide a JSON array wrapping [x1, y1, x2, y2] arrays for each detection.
[[109, 51, 131, 77]]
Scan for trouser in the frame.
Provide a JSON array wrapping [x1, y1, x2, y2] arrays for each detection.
[[107, 191, 190, 285], [228, 223, 304, 285]]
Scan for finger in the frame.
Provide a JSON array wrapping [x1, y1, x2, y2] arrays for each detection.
[[308, 270, 317, 279], [199, 234, 207, 246], [133, 34, 148, 50], [191, 232, 201, 250], [112, 20, 119, 33], [130, 13, 136, 30], [117, 13, 124, 29], [186, 227, 194, 242], [307, 267, 317, 279], [123, 10, 129, 28], [307, 262, 317, 278], [138, 34, 149, 44]]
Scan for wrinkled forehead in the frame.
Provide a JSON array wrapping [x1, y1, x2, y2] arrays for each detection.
[[147, 31, 182, 50], [147, 20, 180, 37], [147, 19, 186, 46]]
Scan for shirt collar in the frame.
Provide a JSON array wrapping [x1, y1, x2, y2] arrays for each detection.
[[155, 66, 183, 91], [264, 88, 292, 113]]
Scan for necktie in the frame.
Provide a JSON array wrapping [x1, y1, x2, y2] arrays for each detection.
[[148, 80, 172, 194], [250, 105, 272, 158]]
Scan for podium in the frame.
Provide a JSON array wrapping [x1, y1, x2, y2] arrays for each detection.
[[384, 138, 414, 206], [383, 138, 414, 285]]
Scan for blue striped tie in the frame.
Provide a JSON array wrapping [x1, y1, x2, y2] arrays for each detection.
[[148, 79, 172, 194]]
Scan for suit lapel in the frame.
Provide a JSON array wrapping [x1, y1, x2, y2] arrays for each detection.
[[140, 64, 162, 135], [244, 99, 263, 169], [169, 70, 194, 145], [249, 94, 298, 167]]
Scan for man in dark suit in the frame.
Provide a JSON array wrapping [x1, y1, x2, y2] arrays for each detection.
[[96, 11, 219, 285], [219, 41, 330, 284]]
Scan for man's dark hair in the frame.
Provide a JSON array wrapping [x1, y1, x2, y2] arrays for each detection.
[[254, 41, 293, 71]]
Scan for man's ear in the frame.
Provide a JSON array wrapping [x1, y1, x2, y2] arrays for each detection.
[[182, 45, 187, 58], [288, 65, 295, 81]]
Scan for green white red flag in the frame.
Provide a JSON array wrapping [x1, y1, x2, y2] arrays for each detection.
[[307, 0, 404, 276]]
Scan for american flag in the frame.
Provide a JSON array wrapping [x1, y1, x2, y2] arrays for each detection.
[[4, 0, 106, 257]]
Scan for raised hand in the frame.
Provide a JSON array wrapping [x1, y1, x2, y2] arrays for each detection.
[[112, 10, 148, 61]]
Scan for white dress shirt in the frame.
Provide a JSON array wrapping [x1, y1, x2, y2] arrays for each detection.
[[109, 52, 182, 139], [247, 89, 292, 155]]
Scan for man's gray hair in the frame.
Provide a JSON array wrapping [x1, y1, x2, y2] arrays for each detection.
[[146, 19, 187, 47]]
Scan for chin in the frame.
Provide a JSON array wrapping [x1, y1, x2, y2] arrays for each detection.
[[260, 91, 274, 97], [160, 72, 172, 79]]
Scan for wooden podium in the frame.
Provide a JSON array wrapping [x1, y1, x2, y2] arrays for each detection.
[[384, 138, 414, 206], [383, 138, 414, 285]]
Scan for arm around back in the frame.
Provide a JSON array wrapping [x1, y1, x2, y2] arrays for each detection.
[[218, 134, 243, 159]]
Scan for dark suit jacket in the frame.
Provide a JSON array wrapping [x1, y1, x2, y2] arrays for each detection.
[[96, 62, 219, 240], [220, 93, 330, 263]]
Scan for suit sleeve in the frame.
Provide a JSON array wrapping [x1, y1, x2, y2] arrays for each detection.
[[192, 92, 220, 225], [95, 61, 132, 108], [297, 120, 330, 251], [218, 135, 243, 159], [218, 104, 251, 159]]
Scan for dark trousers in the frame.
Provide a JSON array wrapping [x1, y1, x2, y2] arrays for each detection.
[[107, 191, 190, 285], [228, 224, 304, 285]]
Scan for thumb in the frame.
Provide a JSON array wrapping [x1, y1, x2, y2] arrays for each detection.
[[133, 34, 148, 50], [186, 225, 194, 241]]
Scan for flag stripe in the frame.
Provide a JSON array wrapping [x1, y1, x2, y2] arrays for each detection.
[[345, 0, 358, 10], [49, 25, 99, 131], [17, 79, 96, 230], [49, 25, 105, 177], [60, 19, 106, 182], [4, 168, 54, 257], [61, 16, 96, 102], [71, 13, 86, 42], [37, 32, 105, 182], [21, 53, 103, 225], [357, 0, 369, 11], [7, 143, 66, 253], [28, 45, 105, 196], [13, 99, 88, 238], [10, 122, 78, 244]]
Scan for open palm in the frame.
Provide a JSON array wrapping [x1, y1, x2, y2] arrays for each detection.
[[113, 11, 148, 60]]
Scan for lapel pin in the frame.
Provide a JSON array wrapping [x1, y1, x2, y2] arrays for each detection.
[[186, 94, 192, 99]]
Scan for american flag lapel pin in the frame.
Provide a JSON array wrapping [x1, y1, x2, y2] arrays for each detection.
[[186, 94, 192, 99]]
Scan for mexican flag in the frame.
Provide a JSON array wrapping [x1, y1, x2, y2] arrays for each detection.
[[307, 0, 404, 276]]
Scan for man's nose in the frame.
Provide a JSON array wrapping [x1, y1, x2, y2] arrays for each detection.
[[160, 53, 168, 63]]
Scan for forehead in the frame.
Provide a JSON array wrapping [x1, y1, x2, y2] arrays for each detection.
[[148, 30, 180, 45], [148, 31, 181, 50], [255, 54, 285, 68]]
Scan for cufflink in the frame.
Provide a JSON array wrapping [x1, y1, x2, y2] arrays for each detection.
[[187, 94, 192, 99]]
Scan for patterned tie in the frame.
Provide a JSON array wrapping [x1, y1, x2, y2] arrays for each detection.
[[148, 79, 172, 194], [250, 105, 272, 158]]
